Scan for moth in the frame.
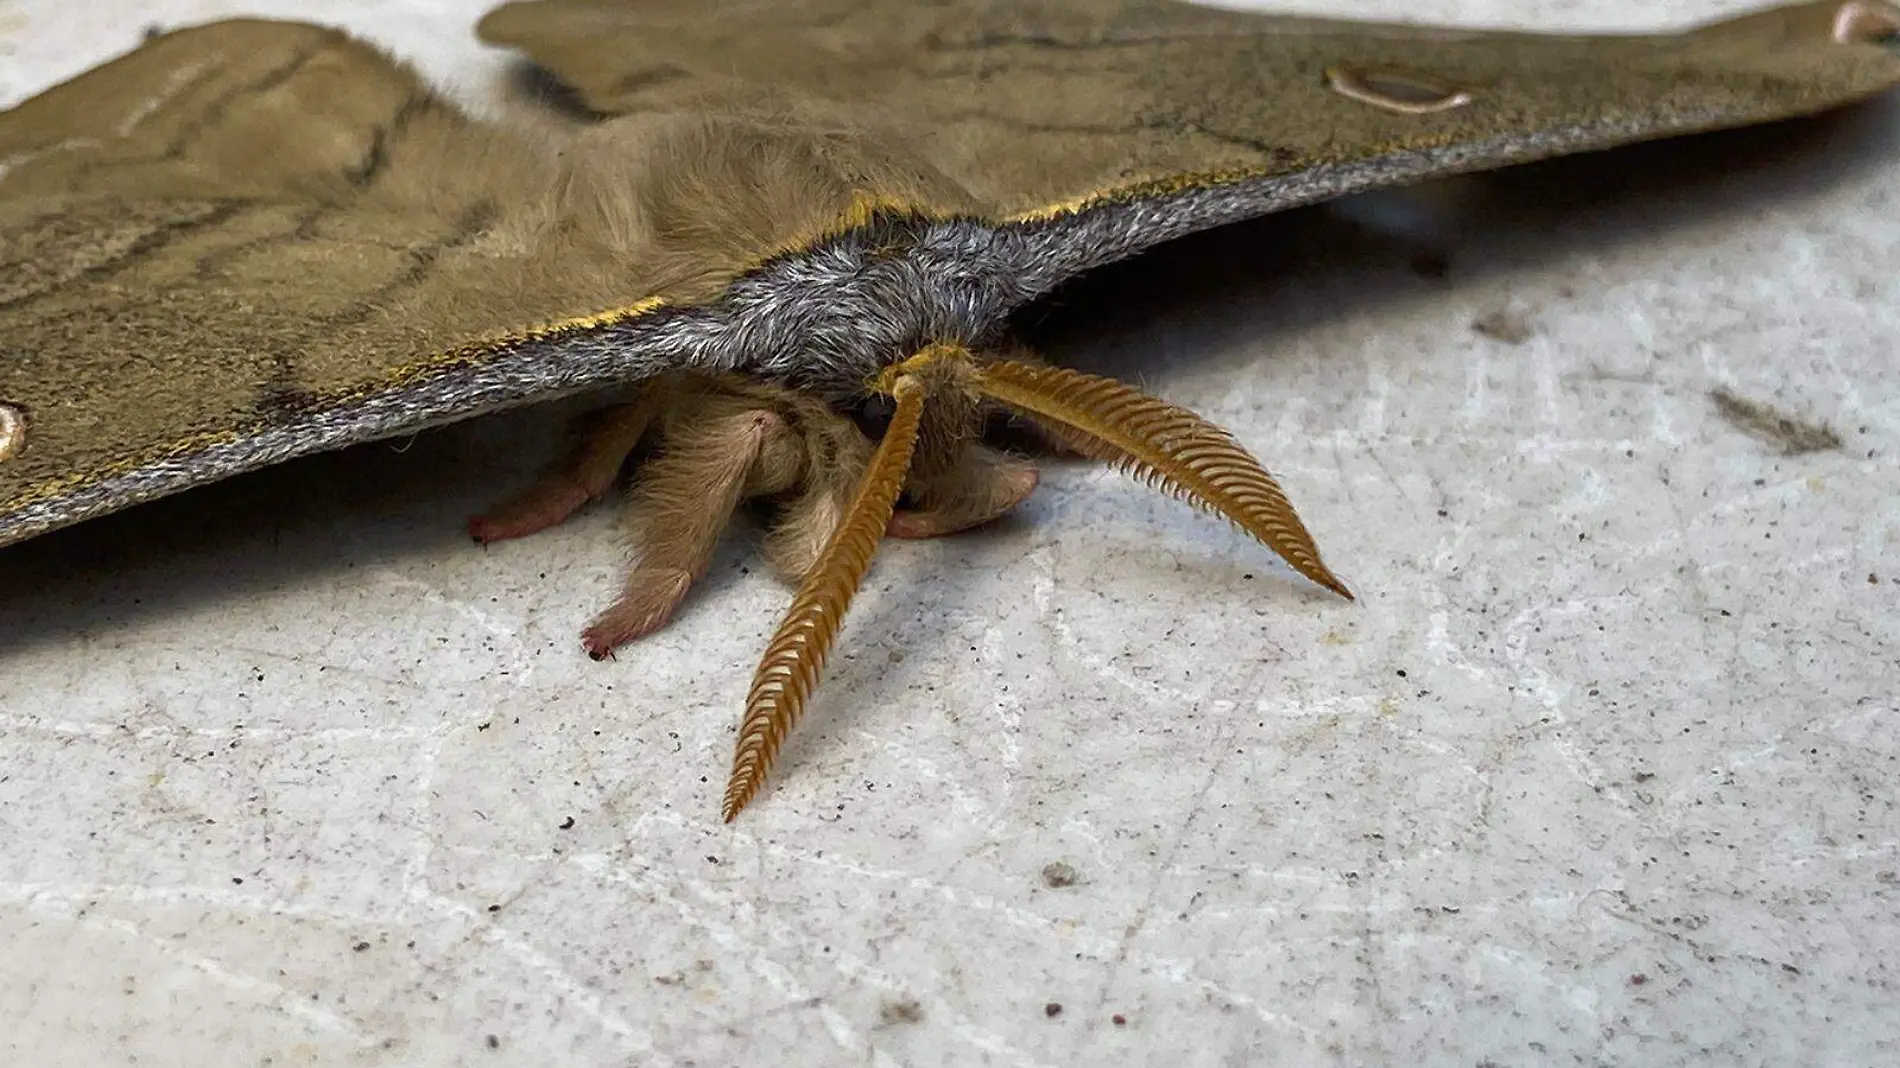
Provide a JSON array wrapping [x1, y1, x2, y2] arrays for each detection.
[[2, 1, 1897, 820]]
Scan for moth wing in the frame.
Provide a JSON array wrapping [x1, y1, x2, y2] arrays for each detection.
[[0, 21, 687, 547], [478, 0, 1900, 219]]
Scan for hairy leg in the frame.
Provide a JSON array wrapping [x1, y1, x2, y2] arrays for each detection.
[[761, 404, 874, 582], [888, 440, 1039, 538], [581, 397, 803, 658], [887, 364, 1039, 538], [469, 383, 670, 543]]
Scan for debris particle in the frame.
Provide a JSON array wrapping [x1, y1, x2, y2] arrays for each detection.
[[1629, 974, 1648, 986], [1869, 573, 1880, 586], [879, 998, 925, 1026], [1040, 861, 1080, 889], [1471, 308, 1534, 344], [558, 815, 575, 830], [485, 1034, 500, 1050], [1112, 1013, 1128, 1026], [352, 941, 371, 953], [1710, 389, 1841, 455], [1044, 1002, 1063, 1018]]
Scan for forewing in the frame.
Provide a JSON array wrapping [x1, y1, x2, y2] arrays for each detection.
[[0, 21, 671, 547], [478, 0, 1900, 218]]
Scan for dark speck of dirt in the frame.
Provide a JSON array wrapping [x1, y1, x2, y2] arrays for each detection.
[[879, 998, 925, 1026], [352, 941, 371, 953], [485, 1034, 500, 1050], [1710, 389, 1841, 455], [558, 816, 575, 830], [1629, 974, 1648, 986], [1044, 1002, 1063, 1018], [1112, 1013, 1128, 1026], [1869, 573, 1880, 586], [1471, 308, 1534, 344], [1041, 861, 1080, 888]]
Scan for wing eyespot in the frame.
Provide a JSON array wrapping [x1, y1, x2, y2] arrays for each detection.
[[1324, 64, 1475, 115], [1833, 1, 1900, 45], [0, 404, 26, 463]]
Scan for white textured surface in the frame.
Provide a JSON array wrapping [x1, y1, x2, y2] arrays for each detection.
[[3, 1, 1898, 1065]]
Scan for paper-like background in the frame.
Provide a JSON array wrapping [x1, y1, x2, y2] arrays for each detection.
[[3, 2, 1897, 1065]]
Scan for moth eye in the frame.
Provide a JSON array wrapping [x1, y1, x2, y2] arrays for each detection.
[[851, 393, 898, 437], [1834, 1, 1900, 44], [1324, 64, 1474, 115], [0, 403, 24, 463]]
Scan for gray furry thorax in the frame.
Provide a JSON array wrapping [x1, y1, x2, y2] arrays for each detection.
[[581, 216, 1049, 400]]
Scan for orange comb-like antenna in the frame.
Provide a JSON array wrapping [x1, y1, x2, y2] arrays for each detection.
[[722, 373, 927, 821], [973, 359, 1351, 599]]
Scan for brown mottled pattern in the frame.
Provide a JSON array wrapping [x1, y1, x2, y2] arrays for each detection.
[[1, 2, 1897, 546]]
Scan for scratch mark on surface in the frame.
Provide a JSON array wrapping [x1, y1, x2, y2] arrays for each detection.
[[586, 848, 1066, 1068], [16, 889, 374, 1044], [642, 814, 1323, 1044], [0, 713, 444, 744], [575, 853, 874, 1062], [1025, 545, 1195, 702], [372, 572, 538, 660], [851, 729, 1008, 832]]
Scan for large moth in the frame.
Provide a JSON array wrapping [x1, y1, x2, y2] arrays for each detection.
[[2, 1, 1897, 819]]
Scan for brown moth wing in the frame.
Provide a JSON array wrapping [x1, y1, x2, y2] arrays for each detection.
[[3, 4, 1899, 550], [478, 0, 1900, 220], [0, 20, 978, 548]]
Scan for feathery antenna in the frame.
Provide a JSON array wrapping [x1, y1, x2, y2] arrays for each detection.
[[723, 374, 927, 821], [974, 359, 1351, 600]]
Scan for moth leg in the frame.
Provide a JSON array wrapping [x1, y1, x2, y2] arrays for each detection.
[[469, 383, 669, 543], [877, 356, 1040, 539], [888, 441, 1039, 539], [581, 398, 804, 659], [762, 412, 876, 582]]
